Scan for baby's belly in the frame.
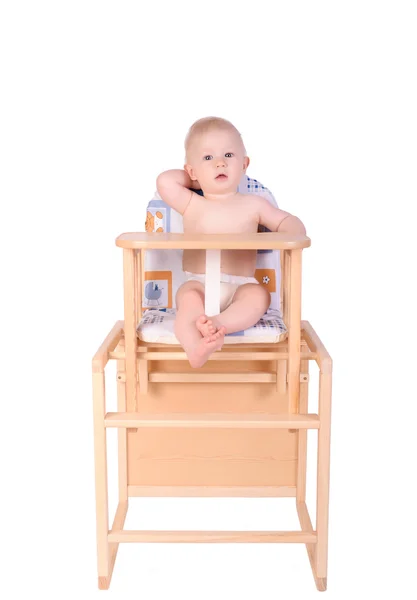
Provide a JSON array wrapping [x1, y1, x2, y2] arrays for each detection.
[[183, 249, 257, 277]]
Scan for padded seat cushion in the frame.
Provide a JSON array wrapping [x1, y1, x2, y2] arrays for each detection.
[[137, 308, 287, 345]]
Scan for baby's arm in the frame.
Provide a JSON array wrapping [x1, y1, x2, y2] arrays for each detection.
[[254, 196, 307, 234], [156, 169, 200, 215]]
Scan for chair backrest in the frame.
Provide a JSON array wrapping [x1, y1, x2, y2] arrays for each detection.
[[142, 174, 283, 318]]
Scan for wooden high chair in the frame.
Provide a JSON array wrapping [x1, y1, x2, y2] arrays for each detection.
[[92, 232, 332, 591]]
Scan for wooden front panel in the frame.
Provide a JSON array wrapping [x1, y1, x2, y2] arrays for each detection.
[[127, 427, 296, 486]]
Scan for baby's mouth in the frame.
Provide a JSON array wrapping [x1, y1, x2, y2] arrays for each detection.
[[216, 174, 228, 180]]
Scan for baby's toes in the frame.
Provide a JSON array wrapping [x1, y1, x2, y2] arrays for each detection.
[[204, 332, 217, 343]]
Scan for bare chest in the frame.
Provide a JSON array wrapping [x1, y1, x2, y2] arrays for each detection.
[[183, 197, 258, 234]]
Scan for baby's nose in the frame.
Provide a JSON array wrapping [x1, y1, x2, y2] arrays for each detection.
[[216, 157, 226, 166]]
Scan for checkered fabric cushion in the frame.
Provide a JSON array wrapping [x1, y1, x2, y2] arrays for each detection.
[[137, 308, 287, 345]]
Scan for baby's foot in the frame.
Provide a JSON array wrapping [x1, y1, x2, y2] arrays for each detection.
[[188, 326, 226, 368], [196, 314, 218, 337]]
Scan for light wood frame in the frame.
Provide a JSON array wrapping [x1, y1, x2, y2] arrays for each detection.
[[92, 232, 332, 591]]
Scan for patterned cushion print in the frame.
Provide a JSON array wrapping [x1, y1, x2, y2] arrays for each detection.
[[138, 174, 287, 344]]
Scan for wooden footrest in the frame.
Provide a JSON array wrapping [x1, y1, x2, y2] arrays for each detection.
[[104, 412, 320, 429], [149, 372, 276, 383], [108, 530, 317, 543]]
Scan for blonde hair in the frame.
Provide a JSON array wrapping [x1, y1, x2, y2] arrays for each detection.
[[184, 116, 246, 160]]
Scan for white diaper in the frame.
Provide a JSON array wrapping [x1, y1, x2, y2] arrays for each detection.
[[184, 271, 259, 312]]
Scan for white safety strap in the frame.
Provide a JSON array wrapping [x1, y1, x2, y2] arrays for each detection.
[[204, 250, 221, 317]]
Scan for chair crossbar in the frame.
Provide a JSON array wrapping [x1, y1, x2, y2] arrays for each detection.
[[149, 371, 276, 383], [109, 350, 317, 361], [108, 530, 317, 544], [104, 412, 320, 429]]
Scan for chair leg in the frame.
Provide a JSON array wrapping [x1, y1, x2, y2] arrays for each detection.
[[117, 357, 128, 502], [92, 370, 110, 589], [296, 357, 309, 501], [315, 368, 332, 588]]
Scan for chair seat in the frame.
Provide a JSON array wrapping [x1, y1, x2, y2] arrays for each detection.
[[137, 309, 288, 345]]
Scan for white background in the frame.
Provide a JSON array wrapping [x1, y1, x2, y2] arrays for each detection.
[[1, 1, 416, 598]]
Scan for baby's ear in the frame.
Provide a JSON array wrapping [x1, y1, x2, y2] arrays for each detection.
[[184, 163, 197, 181], [243, 156, 250, 171]]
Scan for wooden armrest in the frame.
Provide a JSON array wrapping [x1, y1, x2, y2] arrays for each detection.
[[92, 321, 124, 371], [116, 232, 311, 250], [301, 321, 332, 374]]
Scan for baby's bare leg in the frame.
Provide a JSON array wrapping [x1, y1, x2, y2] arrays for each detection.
[[175, 281, 226, 368], [210, 284, 270, 334]]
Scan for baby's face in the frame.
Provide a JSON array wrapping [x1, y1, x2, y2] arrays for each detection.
[[185, 129, 249, 195]]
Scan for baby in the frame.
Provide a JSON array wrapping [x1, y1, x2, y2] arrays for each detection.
[[156, 116, 306, 369]]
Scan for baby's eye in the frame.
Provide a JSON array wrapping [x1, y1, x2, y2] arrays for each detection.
[[204, 155, 213, 160], [225, 152, 234, 157]]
